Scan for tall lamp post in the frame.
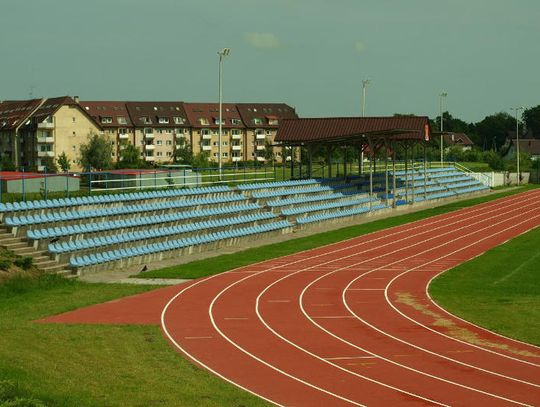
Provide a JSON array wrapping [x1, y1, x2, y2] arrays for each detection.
[[510, 106, 525, 185], [439, 92, 447, 166], [360, 79, 371, 174], [218, 47, 230, 180]]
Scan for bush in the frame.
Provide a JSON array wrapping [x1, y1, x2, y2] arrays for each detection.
[[13, 257, 33, 271], [482, 150, 505, 171], [0, 260, 11, 271]]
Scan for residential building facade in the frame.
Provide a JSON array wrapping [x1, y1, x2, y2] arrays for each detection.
[[0, 96, 298, 171]]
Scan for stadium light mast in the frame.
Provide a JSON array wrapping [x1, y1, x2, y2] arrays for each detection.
[[510, 106, 525, 185], [439, 92, 447, 165], [360, 79, 371, 174], [218, 47, 230, 180]]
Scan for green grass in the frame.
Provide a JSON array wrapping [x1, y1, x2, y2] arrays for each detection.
[[141, 185, 538, 279], [457, 161, 493, 172], [0, 274, 269, 407], [429, 226, 540, 346]]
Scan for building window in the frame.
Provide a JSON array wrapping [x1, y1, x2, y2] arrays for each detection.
[[222, 141, 228, 146], [201, 129, 210, 135], [156, 152, 163, 157], [253, 118, 262, 125], [199, 118, 209, 125], [223, 152, 228, 157], [101, 117, 113, 124], [72, 117, 76, 123], [141, 116, 152, 124], [231, 129, 240, 136], [117, 116, 127, 124], [173, 117, 185, 124], [214, 118, 225, 125], [231, 118, 241, 125], [119, 128, 128, 134], [158, 117, 169, 124], [167, 151, 172, 156], [156, 140, 162, 145]]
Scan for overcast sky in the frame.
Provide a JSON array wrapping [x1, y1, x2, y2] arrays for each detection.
[[1, 0, 538, 122]]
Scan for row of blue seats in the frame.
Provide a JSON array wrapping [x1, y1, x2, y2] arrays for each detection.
[[435, 175, 472, 184], [237, 179, 318, 191], [391, 167, 456, 176], [281, 196, 377, 216], [267, 192, 351, 207], [252, 185, 332, 199], [455, 185, 489, 195], [0, 185, 232, 213], [50, 212, 277, 254], [69, 220, 293, 268], [6, 194, 246, 227], [27, 203, 262, 240], [447, 180, 483, 189], [296, 203, 387, 224]]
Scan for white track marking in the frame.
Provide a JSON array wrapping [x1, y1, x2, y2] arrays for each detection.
[[161, 277, 286, 407], [160, 190, 540, 405], [425, 258, 540, 352], [384, 228, 540, 365], [259, 207, 540, 405], [208, 273, 368, 407]]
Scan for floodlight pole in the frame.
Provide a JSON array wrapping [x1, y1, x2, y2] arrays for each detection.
[[361, 79, 370, 174], [218, 48, 230, 181], [439, 92, 447, 166], [511, 106, 525, 185]]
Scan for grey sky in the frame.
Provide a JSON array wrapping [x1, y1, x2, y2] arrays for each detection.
[[1, 0, 538, 122]]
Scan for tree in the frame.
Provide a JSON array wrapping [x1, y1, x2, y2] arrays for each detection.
[[78, 133, 113, 171], [117, 143, 144, 168], [0, 156, 16, 171], [482, 150, 505, 171], [173, 137, 193, 165], [57, 151, 71, 173], [191, 151, 210, 169], [523, 105, 540, 138], [264, 139, 275, 162], [472, 112, 515, 152], [41, 156, 58, 173]]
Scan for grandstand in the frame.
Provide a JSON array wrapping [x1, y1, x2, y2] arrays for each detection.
[[0, 165, 488, 276]]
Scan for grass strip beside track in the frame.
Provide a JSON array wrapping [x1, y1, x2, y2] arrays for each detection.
[[141, 185, 538, 280], [429, 225, 540, 346], [0, 274, 269, 407]]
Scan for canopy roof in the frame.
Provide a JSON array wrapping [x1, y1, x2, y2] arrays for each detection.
[[275, 116, 430, 145]]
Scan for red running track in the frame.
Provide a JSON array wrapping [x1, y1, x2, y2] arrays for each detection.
[[161, 190, 540, 406]]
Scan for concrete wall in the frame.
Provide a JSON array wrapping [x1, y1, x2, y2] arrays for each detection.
[[1, 175, 80, 193]]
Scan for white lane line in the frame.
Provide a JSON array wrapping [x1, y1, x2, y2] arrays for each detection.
[[324, 356, 377, 361], [184, 336, 213, 340], [292, 204, 540, 402], [348, 288, 385, 291], [312, 316, 355, 319], [161, 190, 540, 404], [425, 275, 540, 353]]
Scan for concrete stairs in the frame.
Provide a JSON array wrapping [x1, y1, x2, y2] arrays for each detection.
[[0, 228, 75, 278]]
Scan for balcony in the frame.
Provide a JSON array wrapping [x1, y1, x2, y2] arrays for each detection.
[[232, 157, 242, 162], [37, 151, 54, 158], [144, 156, 156, 161], [119, 133, 129, 140], [37, 122, 54, 129], [202, 134, 212, 140], [144, 144, 155, 150], [144, 132, 154, 139], [256, 145, 265, 150], [231, 133, 242, 140], [232, 145, 242, 151], [255, 134, 266, 140], [37, 136, 54, 143], [201, 145, 212, 151], [256, 156, 265, 161]]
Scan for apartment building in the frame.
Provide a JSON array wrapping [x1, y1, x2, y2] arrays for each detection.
[[0, 96, 101, 171], [0, 96, 297, 170]]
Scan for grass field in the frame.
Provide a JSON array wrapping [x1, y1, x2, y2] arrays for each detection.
[[141, 185, 535, 280], [0, 274, 268, 407], [1, 184, 537, 406], [429, 225, 540, 346]]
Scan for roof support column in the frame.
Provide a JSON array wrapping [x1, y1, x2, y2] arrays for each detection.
[[405, 143, 409, 203], [343, 147, 347, 179], [423, 142, 428, 200], [367, 137, 374, 210], [392, 141, 397, 209], [307, 144, 313, 178], [410, 142, 416, 203], [384, 138, 389, 207], [327, 145, 333, 178], [290, 146, 295, 179]]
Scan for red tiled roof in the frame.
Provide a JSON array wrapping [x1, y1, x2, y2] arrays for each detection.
[[443, 133, 474, 146], [512, 139, 540, 155], [183, 103, 244, 129], [124, 101, 189, 128], [0, 99, 43, 130], [80, 101, 134, 128], [275, 116, 430, 143], [236, 103, 298, 128]]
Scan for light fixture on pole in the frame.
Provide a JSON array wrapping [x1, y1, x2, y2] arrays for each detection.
[[218, 47, 230, 180], [439, 92, 447, 165], [510, 106, 525, 185], [360, 78, 371, 174]]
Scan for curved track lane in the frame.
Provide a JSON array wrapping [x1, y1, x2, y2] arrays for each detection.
[[162, 190, 540, 406]]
